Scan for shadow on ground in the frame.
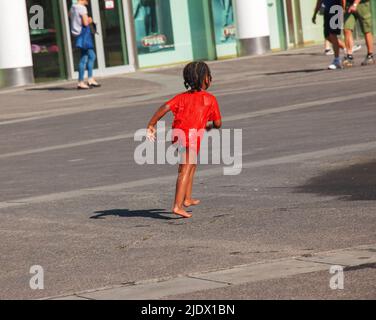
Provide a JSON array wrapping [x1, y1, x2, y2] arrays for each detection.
[[276, 53, 325, 57], [264, 68, 326, 76], [26, 87, 76, 91], [90, 208, 183, 220], [296, 160, 376, 200]]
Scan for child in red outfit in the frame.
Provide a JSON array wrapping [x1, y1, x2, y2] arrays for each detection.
[[147, 61, 222, 218]]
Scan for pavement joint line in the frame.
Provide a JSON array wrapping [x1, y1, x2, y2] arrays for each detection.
[[187, 275, 232, 286], [294, 258, 346, 267], [1, 71, 376, 126], [2, 89, 376, 159], [2, 140, 376, 209], [43, 244, 376, 300]]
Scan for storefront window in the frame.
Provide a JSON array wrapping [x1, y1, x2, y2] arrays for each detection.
[[132, 0, 175, 55], [211, 0, 236, 45], [99, 0, 129, 67], [211, 0, 236, 57], [27, 0, 67, 81]]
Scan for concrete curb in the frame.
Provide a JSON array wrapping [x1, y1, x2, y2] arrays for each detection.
[[44, 243, 376, 300]]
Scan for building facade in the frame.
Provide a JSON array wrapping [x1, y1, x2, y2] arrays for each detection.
[[1, 0, 376, 88]]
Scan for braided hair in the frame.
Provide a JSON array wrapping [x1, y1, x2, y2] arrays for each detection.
[[183, 61, 212, 92]]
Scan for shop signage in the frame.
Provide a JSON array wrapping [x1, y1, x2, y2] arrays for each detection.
[[104, 0, 115, 10], [105, 0, 115, 10]]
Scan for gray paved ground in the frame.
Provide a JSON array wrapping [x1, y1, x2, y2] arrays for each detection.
[[0, 45, 376, 299], [164, 268, 376, 300]]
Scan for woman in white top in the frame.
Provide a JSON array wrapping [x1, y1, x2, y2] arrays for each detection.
[[70, 0, 101, 89]]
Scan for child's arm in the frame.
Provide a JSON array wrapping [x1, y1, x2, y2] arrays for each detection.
[[147, 103, 170, 141]]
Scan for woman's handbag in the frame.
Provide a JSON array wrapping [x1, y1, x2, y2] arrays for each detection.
[[75, 26, 94, 50]]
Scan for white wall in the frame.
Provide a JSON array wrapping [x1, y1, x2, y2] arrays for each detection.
[[0, 0, 33, 69]]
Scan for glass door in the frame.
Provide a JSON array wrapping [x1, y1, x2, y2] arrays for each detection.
[[99, 0, 129, 67], [210, 0, 237, 58], [62, 0, 133, 79]]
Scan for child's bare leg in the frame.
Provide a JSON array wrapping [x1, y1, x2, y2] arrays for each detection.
[[338, 38, 346, 50], [184, 165, 201, 207], [173, 163, 194, 218]]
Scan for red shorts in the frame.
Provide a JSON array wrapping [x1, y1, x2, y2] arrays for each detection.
[[172, 128, 203, 155]]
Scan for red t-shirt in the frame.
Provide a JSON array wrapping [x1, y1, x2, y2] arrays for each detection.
[[166, 90, 221, 152]]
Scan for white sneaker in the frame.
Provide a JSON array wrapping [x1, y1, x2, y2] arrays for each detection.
[[325, 48, 334, 56], [328, 58, 342, 70], [344, 44, 362, 54], [353, 44, 362, 53]]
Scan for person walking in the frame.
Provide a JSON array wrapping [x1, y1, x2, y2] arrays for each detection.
[[343, 0, 375, 67], [70, 0, 101, 89], [313, 0, 345, 69]]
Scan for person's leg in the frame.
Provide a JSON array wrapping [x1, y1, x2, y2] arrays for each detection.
[[87, 49, 96, 81], [344, 29, 354, 54], [365, 32, 374, 54], [327, 34, 340, 58], [173, 163, 195, 218], [78, 49, 89, 89], [172, 147, 196, 217], [343, 29, 355, 67], [338, 38, 346, 50], [361, 31, 375, 65], [184, 164, 201, 207], [87, 49, 101, 87], [327, 34, 343, 70], [343, 9, 356, 66], [324, 9, 342, 70]]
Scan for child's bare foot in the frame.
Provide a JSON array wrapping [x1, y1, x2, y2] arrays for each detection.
[[172, 207, 192, 218], [183, 199, 201, 207]]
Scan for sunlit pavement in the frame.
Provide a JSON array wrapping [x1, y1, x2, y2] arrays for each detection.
[[0, 45, 375, 299]]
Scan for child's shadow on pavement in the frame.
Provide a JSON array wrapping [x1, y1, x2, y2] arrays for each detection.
[[90, 209, 184, 220]]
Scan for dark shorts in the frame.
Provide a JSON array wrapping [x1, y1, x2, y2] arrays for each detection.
[[324, 10, 342, 38]]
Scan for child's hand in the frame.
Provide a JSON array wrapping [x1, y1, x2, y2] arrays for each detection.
[[206, 123, 213, 131], [147, 125, 156, 142]]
